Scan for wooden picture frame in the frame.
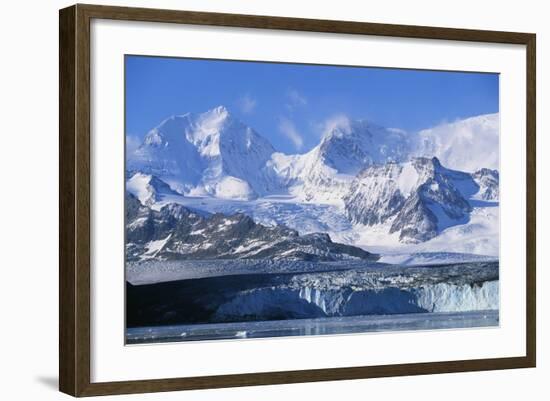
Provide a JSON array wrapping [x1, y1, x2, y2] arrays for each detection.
[[59, 3, 536, 397]]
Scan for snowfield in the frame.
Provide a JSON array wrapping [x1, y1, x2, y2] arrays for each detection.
[[352, 204, 499, 256]]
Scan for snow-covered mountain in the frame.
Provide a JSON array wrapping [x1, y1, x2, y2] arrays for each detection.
[[126, 172, 181, 207], [126, 107, 499, 257], [128, 107, 498, 202], [268, 117, 411, 204], [272, 113, 498, 203], [128, 107, 413, 204], [472, 168, 499, 201], [308, 117, 411, 175], [344, 157, 484, 243], [127, 106, 279, 200], [125, 193, 379, 262]]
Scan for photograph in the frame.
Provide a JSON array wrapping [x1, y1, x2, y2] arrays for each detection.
[[124, 55, 500, 344]]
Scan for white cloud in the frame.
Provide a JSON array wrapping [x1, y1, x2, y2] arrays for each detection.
[[286, 89, 307, 111], [278, 117, 304, 150], [415, 113, 499, 172], [238, 94, 257, 114]]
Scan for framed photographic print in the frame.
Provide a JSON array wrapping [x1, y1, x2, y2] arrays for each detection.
[[59, 4, 536, 397]]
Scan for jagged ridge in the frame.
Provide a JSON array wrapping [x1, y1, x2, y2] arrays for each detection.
[[344, 157, 493, 243], [126, 193, 379, 262]]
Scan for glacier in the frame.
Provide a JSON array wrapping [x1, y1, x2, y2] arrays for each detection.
[[213, 280, 498, 320], [126, 261, 498, 327], [212, 265, 498, 321]]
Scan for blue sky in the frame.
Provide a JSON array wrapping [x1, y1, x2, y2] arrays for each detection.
[[126, 55, 499, 154]]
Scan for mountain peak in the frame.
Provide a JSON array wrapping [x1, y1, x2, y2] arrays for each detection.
[[149, 106, 232, 140], [213, 105, 229, 114], [205, 105, 230, 119], [128, 105, 277, 198], [312, 117, 410, 176], [322, 118, 384, 142], [411, 156, 442, 169], [321, 115, 353, 141], [153, 105, 230, 127]]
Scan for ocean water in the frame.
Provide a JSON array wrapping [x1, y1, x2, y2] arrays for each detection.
[[126, 310, 498, 344]]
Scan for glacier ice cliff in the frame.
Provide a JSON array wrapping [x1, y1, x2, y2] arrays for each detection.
[[126, 261, 498, 327], [213, 280, 498, 321]]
